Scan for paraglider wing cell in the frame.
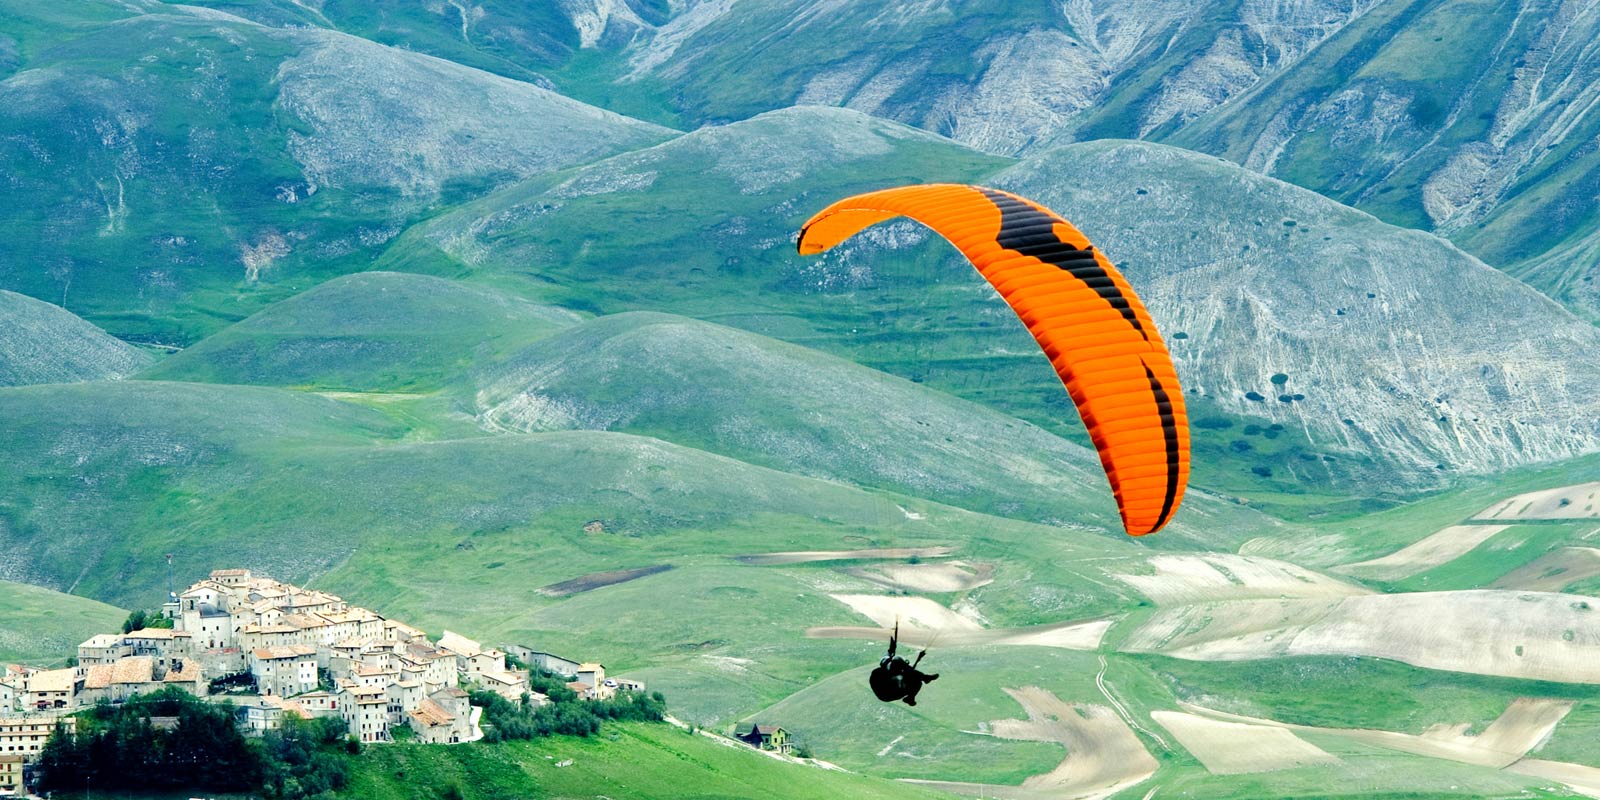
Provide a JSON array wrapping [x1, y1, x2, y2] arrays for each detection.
[[797, 184, 1189, 536]]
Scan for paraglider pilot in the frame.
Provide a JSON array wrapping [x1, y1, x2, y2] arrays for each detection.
[[870, 623, 938, 706]]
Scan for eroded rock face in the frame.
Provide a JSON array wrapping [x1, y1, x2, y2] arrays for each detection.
[[996, 141, 1600, 483], [276, 29, 672, 198], [615, 0, 1381, 155]]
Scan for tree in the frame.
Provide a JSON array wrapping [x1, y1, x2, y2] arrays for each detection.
[[122, 609, 148, 634]]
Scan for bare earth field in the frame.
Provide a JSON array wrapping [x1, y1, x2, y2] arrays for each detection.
[[1111, 554, 1370, 604], [1476, 483, 1600, 521], [1121, 590, 1600, 682], [733, 547, 956, 565], [845, 561, 995, 593], [1337, 525, 1510, 581], [1150, 710, 1337, 774], [829, 594, 982, 631], [1493, 547, 1600, 591], [1183, 697, 1572, 770], [806, 619, 1113, 651], [1508, 759, 1600, 798], [538, 564, 674, 596], [904, 687, 1157, 800]]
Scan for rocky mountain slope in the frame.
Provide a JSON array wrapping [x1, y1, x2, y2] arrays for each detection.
[[995, 140, 1600, 484], [387, 108, 1600, 490], [0, 3, 668, 344]]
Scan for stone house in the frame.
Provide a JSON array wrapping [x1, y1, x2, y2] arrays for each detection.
[[77, 633, 132, 666], [510, 648, 580, 677], [124, 627, 191, 664], [251, 645, 318, 697], [22, 669, 78, 711], [80, 656, 155, 705], [385, 680, 425, 723], [0, 753, 21, 792], [737, 724, 792, 755], [241, 695, 307, 734], [404, 686, 476, 744], [0, 716, 73, 760], [576, 663, 605, 689], [338, 683, 390, 743], [162, 659, 206, 697], [476, 669, 531, 702]]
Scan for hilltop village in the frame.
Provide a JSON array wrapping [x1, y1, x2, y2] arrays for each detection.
[[0, 569, 634, 790]]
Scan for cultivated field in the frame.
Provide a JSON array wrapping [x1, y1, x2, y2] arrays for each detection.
[[807, 619, 1112, 651], [1338, 525, 1510, 581], [846, 561, 995, 593], [1151, 710, 1337, 774], [1122, 590, 1600, 683], [905, 687, 1156, 799], [1112, 554, 1368, 604], [1477, 483, 1600, 521], [1493, 547, 1600, 592]]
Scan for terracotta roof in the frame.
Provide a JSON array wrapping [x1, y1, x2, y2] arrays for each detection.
[[480, 670, 526, 686], [93, 657, 153, 687], [124, 628, 177, 640], [438, 630, 482, 657], [578, 663, 604, 672], [79, 633, 124, 649], [164, 660, 202, 683], [408, 698, 455, 727], [283, 613, 330, 630], [252, 644, 317, 661], [27, 668, 78, 693], [240, 623, 297, 635], [433, 686, 468, 699], [210, 569, 251, 578]]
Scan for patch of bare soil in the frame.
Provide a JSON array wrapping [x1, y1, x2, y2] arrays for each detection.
[[1477, 483, 1600, 521], [1113, 553, 1369, 604], [1151, 710, 1336, 774], [733, 546, 955, 565], [1337, 525, 1510, 581], [537, 564, 673, 597], [1181, 697, 1573, 769], [806, 618, 1112, 651], [1121, 590, 1600, 683], [845, 561, 995, 593], [902, 687, 1156, 800], [1492, 548, 1600, 591]]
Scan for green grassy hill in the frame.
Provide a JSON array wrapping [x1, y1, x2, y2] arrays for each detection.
[[341, 722, 950, 800], [0, 3, 668, 345], [0, 290, 153, 386], [0, 579, 126, 665], [142, 272, 578, 392], [474, 310, 1282, 546], [383, 106, 1600, 499]]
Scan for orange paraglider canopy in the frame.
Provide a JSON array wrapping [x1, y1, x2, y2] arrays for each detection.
[[797, 184, 1188, 536]]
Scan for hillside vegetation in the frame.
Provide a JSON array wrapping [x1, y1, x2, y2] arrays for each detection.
[[0, 290, 153, 386], [0, 580, 126, 665]]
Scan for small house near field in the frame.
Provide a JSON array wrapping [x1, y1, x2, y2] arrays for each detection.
[[736, 723, 792, 755]]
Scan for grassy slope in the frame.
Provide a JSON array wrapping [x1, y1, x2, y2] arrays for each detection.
[[142, 272, 579, 392], [0, 5, 668, 345], [0, 579, 126, 666], [473, 310, 1286, 548], [0, 290, 154, 386], [341, 722, 949, 800]]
